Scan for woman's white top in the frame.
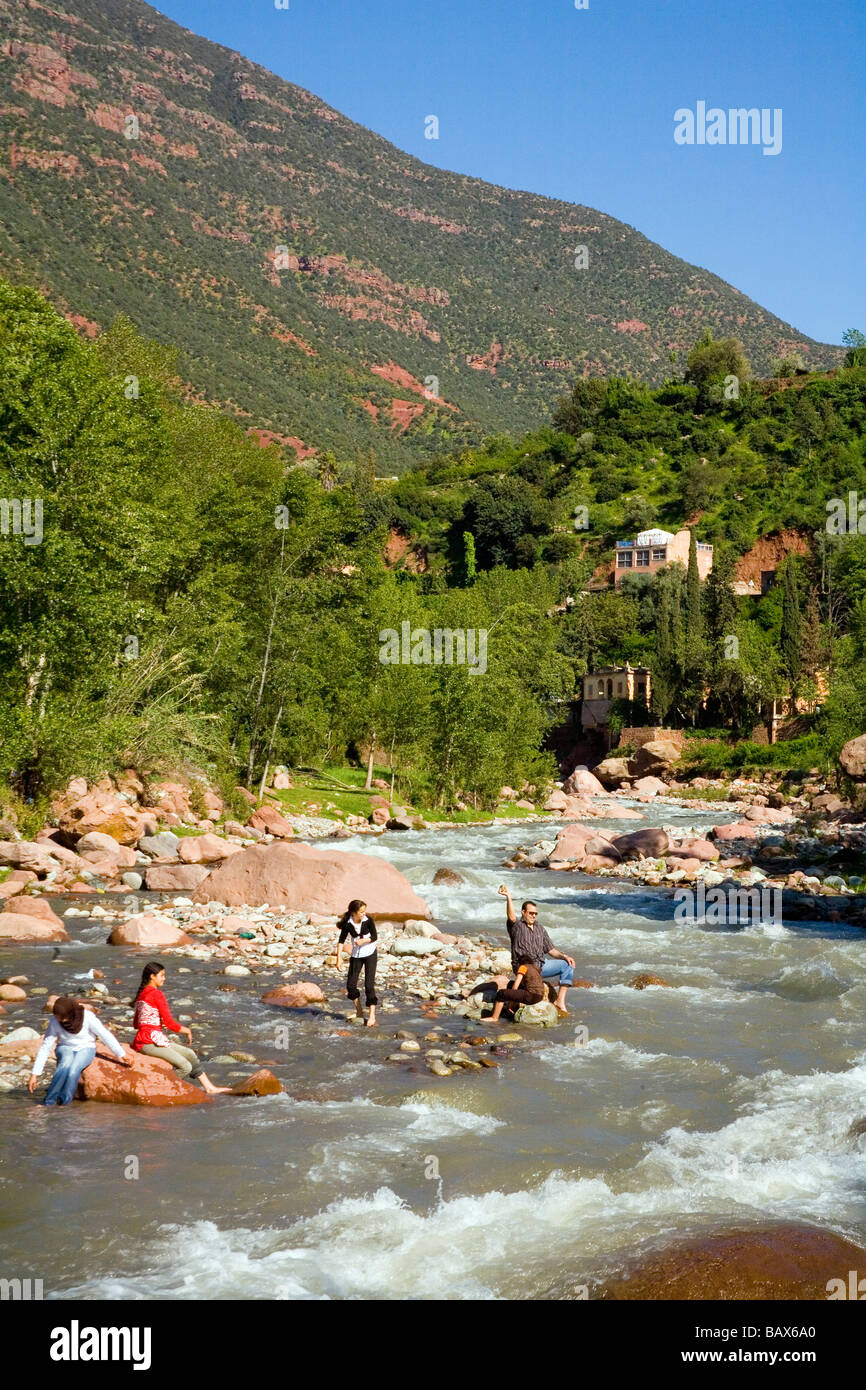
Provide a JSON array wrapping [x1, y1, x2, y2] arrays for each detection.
[[31, 1011, 125, 1077]]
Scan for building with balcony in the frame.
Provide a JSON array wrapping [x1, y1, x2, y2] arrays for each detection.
[[580, 663, 652, 732], [614, 528, 713, 587]]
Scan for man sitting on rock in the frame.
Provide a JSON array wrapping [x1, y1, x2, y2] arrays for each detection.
[[498, 884, 575, 1016]]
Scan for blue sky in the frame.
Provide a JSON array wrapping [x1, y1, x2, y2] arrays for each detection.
[[153, 0, 864, 346]]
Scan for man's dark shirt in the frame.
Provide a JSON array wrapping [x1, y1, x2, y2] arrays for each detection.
[[507, 912, 553, 973]]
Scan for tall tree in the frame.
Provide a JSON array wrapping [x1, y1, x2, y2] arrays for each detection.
[[780, 560, 803, 699]]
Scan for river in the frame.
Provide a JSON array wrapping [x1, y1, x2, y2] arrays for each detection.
[[2, 801, 866, 1300]]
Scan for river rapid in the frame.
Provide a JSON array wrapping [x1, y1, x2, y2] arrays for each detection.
[[2, 802, 866, 1300]]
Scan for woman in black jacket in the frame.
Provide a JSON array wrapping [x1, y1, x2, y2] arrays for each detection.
[[336, 898, 378, 1027]]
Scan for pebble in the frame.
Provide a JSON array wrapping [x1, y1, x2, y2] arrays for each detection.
[[399, 1040, 420, 1052], [427, 1059, 451, 1077], [229, 1051, 257, 1063], [224, 965, 250, 977]]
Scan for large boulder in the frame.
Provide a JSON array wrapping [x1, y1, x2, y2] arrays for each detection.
[[0, 871, 34, 901], [610, 828, 670, 859], [667, 838, 720, 863], [713, 820, 759, 842], [178, 833, 243, 864], [145, 863, 212, 892], [743, 805, 793, 824], [432, 867, 465, 886], [563, 766, 607, 797], [58, 791, 155, 845], [248, 804, 294, 839], [80, 1043, 210, 1106], [261, 981, 325, 1008], [513, 999, 560, 1026], [0, 841, 58, 873], [0, 912, 69, 943], [543, 789, 568, 812], [593, 757, 631, 789], [108, 914, 193, 948], [392, 936, 444, 956], [840, 734, 866, 779], [138, 831, 180, 858], [1, 898, 66, 932], [600, 1223, 866, 1301], [629, 740, 681, 778], [75, 832, 137, 868], [231, 1068, 283, 1096], [628, 973, 673, 989], [631, 775, 668, 797], [553, 823, 617, 860], [194, 841, 430, 919]]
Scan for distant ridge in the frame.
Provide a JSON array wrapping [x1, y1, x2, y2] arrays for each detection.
[[0, 0, 843, 468]]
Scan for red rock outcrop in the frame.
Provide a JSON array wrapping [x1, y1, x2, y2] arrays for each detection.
[[0, 912, 69, 943], [600, 1223, 866, 1300], [144, 863, 211, 892], [1, 897, 66, 932], [231, 1068, 283, 1096], [261, 981, 325, 1008], [196, 841, 429, 918], [58, 791, 155, 845], [108, 914, 193, 948], [80, 1044, 210, 1106], [248, 804, 295, 839]]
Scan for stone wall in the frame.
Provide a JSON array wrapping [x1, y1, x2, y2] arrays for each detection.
[[618, 727, 686, 751]]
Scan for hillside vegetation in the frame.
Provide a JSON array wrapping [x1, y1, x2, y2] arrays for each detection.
[[0, 0, 841, 474], [2, 280, 866, 820]]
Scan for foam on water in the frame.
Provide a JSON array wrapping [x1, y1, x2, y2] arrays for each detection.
[[537, 1036, 730, 1075]]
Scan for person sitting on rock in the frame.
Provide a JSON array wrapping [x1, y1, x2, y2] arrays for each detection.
[[132, 962, 230, 1094], [336, 899, 378, 1027], [485, 957, 546, 1023], [498, 884, 575, 1016], [28, 996, 131, 1106]]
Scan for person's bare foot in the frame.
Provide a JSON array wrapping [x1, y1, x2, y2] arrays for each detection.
[[555, 1004, 570, 1017], [364, 1017, 378, 1027], [201, 1083, 233, 1094], [354, 999, 364, 1018]]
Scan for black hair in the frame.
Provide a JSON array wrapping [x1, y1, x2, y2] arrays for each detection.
[[134, 961, 165, 1002], [521, 901, 538, 913]]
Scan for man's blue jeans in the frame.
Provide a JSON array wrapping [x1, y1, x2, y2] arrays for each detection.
[[44, 1045, 95, 1106], [542, 958, 574, 990]]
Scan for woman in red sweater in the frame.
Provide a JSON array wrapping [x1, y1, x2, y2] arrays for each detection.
[[132, 961, 230, 1095]]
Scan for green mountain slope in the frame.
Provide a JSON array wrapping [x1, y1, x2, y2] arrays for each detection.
[[0, 0, 843, 470]]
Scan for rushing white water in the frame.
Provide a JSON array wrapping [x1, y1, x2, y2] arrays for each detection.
[[4, 805, 866, 1299]]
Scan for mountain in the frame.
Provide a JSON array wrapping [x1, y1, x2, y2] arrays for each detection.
[[0, 0, 843, 470]]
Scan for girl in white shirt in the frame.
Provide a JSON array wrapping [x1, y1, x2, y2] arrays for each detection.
[[336, 898, 379, 1027], [29, 996, 130, 1106]]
